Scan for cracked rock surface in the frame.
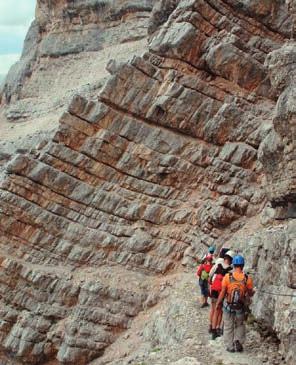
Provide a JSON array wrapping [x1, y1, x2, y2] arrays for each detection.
[[0, 0, 156, 124], [0, 1, 295, 364]]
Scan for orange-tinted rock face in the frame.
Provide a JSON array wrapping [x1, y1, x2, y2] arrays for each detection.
[[0, 1, 295, 364]]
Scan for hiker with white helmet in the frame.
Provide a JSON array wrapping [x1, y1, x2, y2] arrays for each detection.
[[208, 250, 235, 339], [216, 254, 254, 352]]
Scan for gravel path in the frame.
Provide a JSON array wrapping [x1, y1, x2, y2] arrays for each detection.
[[92, 272, 285, 365]]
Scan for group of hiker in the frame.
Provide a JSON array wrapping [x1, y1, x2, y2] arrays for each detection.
[[196, 246, 254, 353]]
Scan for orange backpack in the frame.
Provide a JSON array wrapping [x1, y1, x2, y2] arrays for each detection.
[[226, 273, 248, 310]]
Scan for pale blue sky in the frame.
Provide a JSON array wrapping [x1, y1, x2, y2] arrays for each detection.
[[0, 0, 36, 78]]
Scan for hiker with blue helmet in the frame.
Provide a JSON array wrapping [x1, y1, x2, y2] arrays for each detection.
[[208, 245, 215, 255], [201, 246, 216, 263], [196, 255, 213, 308], [216, 254, 254, 352]]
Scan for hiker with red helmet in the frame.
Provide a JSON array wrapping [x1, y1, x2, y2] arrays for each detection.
[[196, 255, 213, 308], [216, 254, 254, 352], [208, 250, 234, 339]]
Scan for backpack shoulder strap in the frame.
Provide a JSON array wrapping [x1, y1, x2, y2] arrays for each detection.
[[229, 272, 248, 283], [231, 273, 248, 289]]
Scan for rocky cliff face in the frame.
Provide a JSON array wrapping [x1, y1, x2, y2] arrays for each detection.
[[0, 1, 295, 364], [233, 219, 296, 365], [0, 0, 155, 122]]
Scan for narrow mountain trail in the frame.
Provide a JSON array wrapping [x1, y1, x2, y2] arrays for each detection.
[[92, 272, 284, 365]]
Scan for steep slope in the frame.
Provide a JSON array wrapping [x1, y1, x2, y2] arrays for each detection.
[[0, 0, 155, 124], [0, 1, 295, 364]]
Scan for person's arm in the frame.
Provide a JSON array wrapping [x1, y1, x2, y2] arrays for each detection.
[[216, 286, 226, 307], [216, 274, 228, 307], [196, 264, 203, 277], [246, 276, 254, 297]]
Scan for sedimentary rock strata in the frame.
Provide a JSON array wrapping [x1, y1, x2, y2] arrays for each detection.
[[0, 0, 155, 122], [259, 42, 296, 216], [0, 0, 295, 364]]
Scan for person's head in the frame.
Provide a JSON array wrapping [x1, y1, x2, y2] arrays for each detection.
[[215, 258, 224, 273], [208, 246, 215, 254], [219, 247, 230, 258], [205, 255, 213, 263], [232, 255, 245, 270], [224, 250, 235, 264], [215, 258, 224, 265]]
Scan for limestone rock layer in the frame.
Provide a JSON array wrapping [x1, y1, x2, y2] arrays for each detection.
[[0, 1, 295, 364], [0, 0, 155, 122]]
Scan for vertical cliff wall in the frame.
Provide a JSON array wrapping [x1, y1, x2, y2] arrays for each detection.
[[0, 1, 295, 364], [0, 0, 155, 122]]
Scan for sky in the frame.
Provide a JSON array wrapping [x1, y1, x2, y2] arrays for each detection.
[[0, 0, 36, 81]]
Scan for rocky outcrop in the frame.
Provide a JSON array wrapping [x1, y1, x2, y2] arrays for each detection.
[[259, 42, 296, 217], [0, 0, 155, 122], [90, 272, 285, 365], [245, 223, 295, 365], [0, 0, 295, 364]]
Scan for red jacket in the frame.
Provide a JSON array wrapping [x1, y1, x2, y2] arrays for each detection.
[[197, 263, 212, 277]]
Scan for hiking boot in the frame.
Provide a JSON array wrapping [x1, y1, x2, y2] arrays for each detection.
[[208, 326, 213, 334], [216, 328, 223, 337], [226, 347, 235, 353], [201, 303, 207, 308], [234, 340, 243, 352], [211, 329, 218, 340]]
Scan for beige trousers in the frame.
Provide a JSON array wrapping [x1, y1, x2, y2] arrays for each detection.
[[223, 310, 246, 349]]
